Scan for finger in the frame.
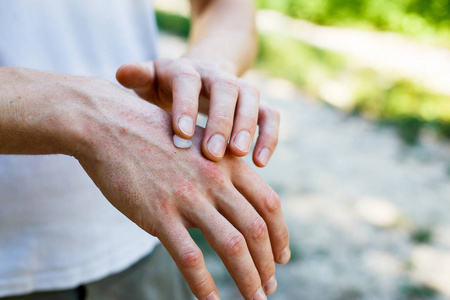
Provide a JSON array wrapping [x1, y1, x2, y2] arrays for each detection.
[[229, 80, 260, 157], [231, 165, 290, 265], [157, 218, 219, 300], [185, 201, 267, 300], [202, 74, 239, 161], [116, 62, 156, 99], [215, 188, 277, 295], [170, 66, 202, 139], [253, 102, 280, 167]]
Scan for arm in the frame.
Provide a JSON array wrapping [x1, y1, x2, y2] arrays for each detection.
[[116, 0, 280, 167], [186, 0, 257, 75], [0, 67, 83, 155], [1, 66, 290, 300]]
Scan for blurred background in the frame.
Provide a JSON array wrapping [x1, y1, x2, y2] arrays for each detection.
[[154, 0, 450, 299]]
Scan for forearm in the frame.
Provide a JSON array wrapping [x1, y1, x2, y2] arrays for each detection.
[[185, 0, 257, 75], [0, 67, 81, 155]]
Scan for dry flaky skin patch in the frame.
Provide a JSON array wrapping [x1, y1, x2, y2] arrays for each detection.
[[158, 33, 450, 300]]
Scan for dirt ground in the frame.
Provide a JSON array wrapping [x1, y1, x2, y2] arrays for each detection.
[[159, 34, 450, 300]]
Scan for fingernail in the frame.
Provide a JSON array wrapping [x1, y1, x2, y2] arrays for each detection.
[[173, 134, 192, 149], [207, 134, 226, 158], [253, 287, 267, 300], [178, 115, 194, 136], [264, 276, 277, 295], [233, 131, 251, 152], [257, 148, 271, 166], [206, 291, 219, 300], [279, 247, 291, 264]]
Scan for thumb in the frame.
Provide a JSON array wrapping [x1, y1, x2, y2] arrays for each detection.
[[116, 62, 156, 98]]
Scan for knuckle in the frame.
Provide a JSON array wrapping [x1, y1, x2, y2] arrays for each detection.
[[177, 97, 197, 106], [273, 109, 281, 121], [197, 158, 226, 183], [264, 188, 281, 213], [214, 75, 239, 95], [175, 69, 201, 82], [239, 110, 258, 122], [190, 277, 211, 296], [240, 270, 261, 292], [267, 105, 280, 119], [248, 110, 259, 120], [260, 102, 279, 118], [269, 133, 279, 148], [248, 217, 268, 241], [242, 83, 260, 99], [212, 113, 233, 130], [179, 247, 204, 269], [279, 226, 290, 243], [262, 132, 279, 149], [261, 260, 276, 277], [173, 181, 195, 201], [223, 232, 247, 257]]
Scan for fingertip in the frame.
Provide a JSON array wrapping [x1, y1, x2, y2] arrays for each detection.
[[277, 247, 291, 265], [263, 276, 277, 295], [202, 134, 226, 162], [253, 148, 271, 168], [205, 290, 220, 300], [175, 115, 195, 138], [230, 131, 251, 157], [116, 62, 153, 89], [116, 63, 138, 87]]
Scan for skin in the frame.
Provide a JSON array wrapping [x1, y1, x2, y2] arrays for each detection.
[[1, 0, 286, 298], [0, 67, 290, 300], [116, 0, 280, 167]]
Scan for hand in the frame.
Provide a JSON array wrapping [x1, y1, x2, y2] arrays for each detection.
[[71, 80, 290, 300], [115, 58, 280, 167]]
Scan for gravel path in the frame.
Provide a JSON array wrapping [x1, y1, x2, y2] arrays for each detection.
[[158, 34, 450, 300]]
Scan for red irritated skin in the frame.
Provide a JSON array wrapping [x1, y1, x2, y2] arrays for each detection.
[[0, 67, 290, 300]]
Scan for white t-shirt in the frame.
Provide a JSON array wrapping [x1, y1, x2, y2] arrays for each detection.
[[0, 0, 160, 297]]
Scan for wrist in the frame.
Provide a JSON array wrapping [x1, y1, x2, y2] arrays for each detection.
[[62, 76, 172, 162]]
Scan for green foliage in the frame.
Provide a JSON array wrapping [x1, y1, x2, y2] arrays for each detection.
[[155, 10, 190, 37], [256, 34, 346, 92], [256, 34, 450, 143], [255, 0, 450, 43], [410, 228, 434, 244], [399, 282, 437, 299]]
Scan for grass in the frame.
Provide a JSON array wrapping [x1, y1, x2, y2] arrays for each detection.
[[155, 10, 190, 37]]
